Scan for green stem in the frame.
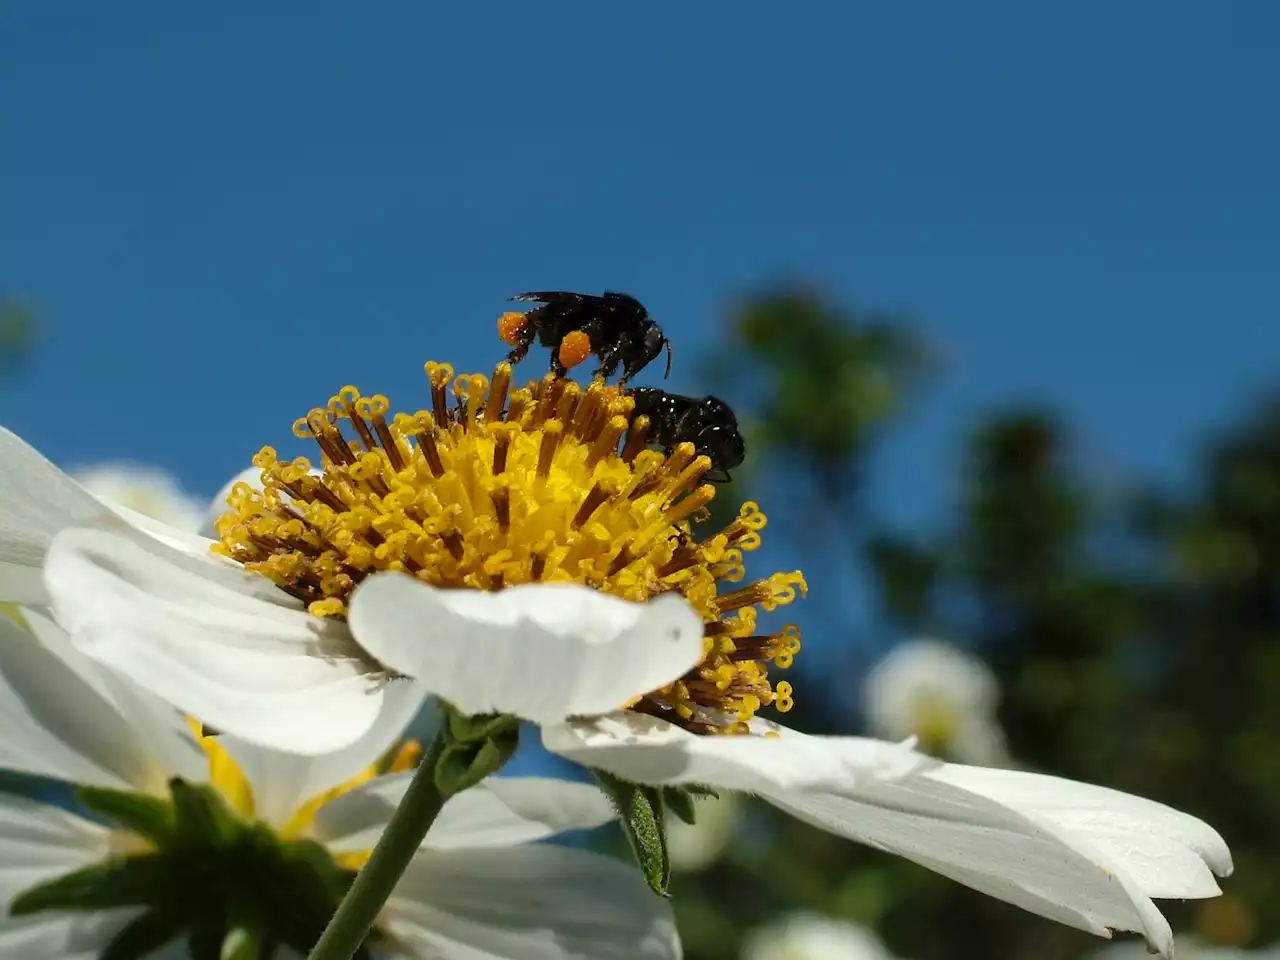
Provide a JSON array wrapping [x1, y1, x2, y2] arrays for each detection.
[[307, 731, 448, 960]]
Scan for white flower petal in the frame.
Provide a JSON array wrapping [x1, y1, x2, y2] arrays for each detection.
[[220, 678, 427, 828], [543, 712, 928, 793], [927, 765, 1232, 899], [72, 463, 204, 534], [316, 775, 617, 854], [20, 608, 207, 788], [382, 844, 681, 960], [0, 909, 150, 960], [0, 428, 111, 604], [766, 779, 1179, 955], [0, 612, 186, 792], [349, 575, 704, 726], [46, 527, 386, 755], [0, 795, 110, 909]]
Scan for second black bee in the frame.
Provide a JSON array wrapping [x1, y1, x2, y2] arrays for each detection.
[[628, 388, 745, 482]]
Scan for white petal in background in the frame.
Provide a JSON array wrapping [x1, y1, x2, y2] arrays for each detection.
[[45, 527, 386, 755], [0, 613, 198, 792], [0, 795, 110, 910], [218, 678, 427, 829], [0, 909, 151, 960], [928, 765, 1231, 899], [72, 463, 204, 534], [315, 776, 617, 856], [382, 844, 681, 960], [0, 428, 111, 605], [542, 713, 928, 795], [349, 575, 705, 726], [766, 763, 1229, 958], [546, 710, 1229, 958]]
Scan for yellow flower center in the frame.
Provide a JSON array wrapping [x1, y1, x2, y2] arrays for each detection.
[[213, 361, 806, 733]]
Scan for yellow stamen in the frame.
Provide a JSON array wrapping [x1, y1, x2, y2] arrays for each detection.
[[214, 363, 808, 734]]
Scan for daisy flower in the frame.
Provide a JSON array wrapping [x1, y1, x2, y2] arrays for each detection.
[[0, 608, 679, 959], [862, 638, 1009, 766], [0, 360, 1231, 956], [740, 912, 899, 960]]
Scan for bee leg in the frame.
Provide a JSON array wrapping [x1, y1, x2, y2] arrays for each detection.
[[596, 346, 624, 383], [505, 323, 537, 365], [549, 342, 569, 379]]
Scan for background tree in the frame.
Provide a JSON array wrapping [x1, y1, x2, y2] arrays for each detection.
[[662, 285, 1278, 959]]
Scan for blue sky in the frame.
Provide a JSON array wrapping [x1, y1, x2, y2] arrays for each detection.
[[4, 5, 1279, 691]]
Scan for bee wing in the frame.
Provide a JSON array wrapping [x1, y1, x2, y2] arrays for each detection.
[[509, 291, 605, 305], [602, 291, 643, 309]]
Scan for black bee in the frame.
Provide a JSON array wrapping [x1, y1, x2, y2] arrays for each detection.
[[628, 388, 745, 482], [501, 291, 672, 386]]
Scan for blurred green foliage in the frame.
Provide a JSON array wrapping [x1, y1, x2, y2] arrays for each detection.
[[672, 285, 1276, 959], [0, 299, 40, 376]]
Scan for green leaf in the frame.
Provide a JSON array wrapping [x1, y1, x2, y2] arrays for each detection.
[[10, 855, 168, 914], [78, 786, 175, 844], [101, 908, 186, 960], [591, 769, 671, 897]]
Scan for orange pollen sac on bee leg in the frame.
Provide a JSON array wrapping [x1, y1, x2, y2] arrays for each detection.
[[558, 330, 592, 370], [498, 311, 530, 347]]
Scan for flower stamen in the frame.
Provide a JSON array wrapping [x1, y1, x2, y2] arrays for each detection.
[[214, 362, 807, 733]]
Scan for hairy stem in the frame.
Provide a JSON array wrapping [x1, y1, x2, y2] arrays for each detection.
[[306, 730, 448, 960]]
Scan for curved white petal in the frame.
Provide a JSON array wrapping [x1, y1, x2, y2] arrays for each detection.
[[316, 775, 617, 854], [46, 527, 386, 755], [349, 575, 704, 726], [220, 678, 427, 829], [765, 771, 1199, 957], [0, 612, 199, 792], [0, 909, 152, 960], [21, 608, 207, 788], [0, 428, 110, 604], [543, 712, 928, 794], [0, 795, 110, 909], [382, 844, 681, 960], [926, 765, 1232, 899]]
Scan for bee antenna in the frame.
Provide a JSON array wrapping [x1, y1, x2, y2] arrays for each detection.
[[663, 338, 673, 379]]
